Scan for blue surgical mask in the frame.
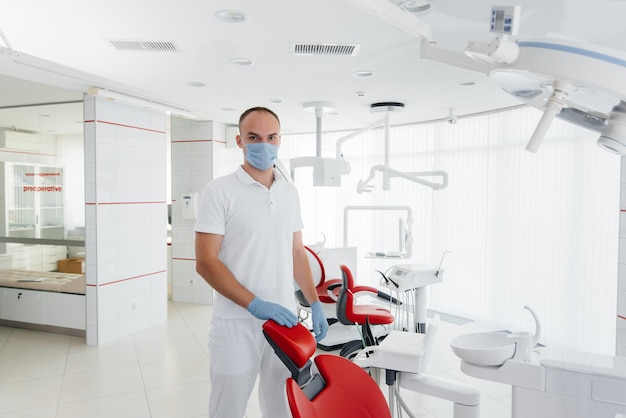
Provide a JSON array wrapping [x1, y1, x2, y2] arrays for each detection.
[[244, 142, 278, 170]]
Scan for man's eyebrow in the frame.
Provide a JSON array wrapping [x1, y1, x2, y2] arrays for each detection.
[[245, 131, 280, 137]]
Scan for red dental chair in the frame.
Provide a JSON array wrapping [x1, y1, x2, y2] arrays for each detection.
[[336, 264, 395, 358], [262, 319, 391, 418], [295, 246, 400, 351]]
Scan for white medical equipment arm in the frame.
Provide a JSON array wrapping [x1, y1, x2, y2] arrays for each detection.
[[525, 80, 575, 153], [357, 164, 448, 193], [335, 118, 385, 161]]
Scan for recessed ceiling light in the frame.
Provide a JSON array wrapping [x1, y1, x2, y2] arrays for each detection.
[[186, 81, 206, 87], [214, 10, 246, 23], [268, 99, 283, 104], [230, 58, 253, 66], [221, 107, 236, 112], [353, 70, 375, 78], [398, 0, 432, 13]]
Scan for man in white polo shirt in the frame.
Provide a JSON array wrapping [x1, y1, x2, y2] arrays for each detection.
[[194, 106, 328, 418]]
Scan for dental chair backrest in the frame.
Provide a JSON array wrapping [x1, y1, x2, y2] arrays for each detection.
[[336, 263, 394, 327], [294, 246, 327, 308], [262, 320, 392, 418], [336, 263, 355, 326]]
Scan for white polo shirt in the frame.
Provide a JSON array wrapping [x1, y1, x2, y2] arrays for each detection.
[[194, 166, 303, 319]]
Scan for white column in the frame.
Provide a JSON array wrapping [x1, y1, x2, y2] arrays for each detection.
[[83, 94, 168, 346], [170, 118, 226, 304], [618, 157, 626, 355]]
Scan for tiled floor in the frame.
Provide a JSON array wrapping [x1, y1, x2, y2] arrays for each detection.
[[0, 301, 512, 418]]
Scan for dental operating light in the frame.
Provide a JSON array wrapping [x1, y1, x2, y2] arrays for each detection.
[[597, 101, 626, 154]]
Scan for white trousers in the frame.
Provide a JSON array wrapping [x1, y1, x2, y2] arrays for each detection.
[[208, 317, 291, 418]]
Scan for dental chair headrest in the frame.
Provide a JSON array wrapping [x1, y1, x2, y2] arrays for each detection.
[[263, 320, 316, 369]]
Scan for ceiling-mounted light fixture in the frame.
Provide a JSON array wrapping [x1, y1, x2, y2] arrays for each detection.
[[597, 101, 626, 155], [445, 109, 458, 125], [214, 10, 246, 23], [290, 101, 347, 186], [87, 87, 195, 119]]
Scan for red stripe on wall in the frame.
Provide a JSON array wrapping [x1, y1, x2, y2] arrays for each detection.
[[171, 139, 216, 143], [0, 149, 56, 157], [84, 119, 166, 134], [86, 201, 166, 205], [85, 269, 167, 287]]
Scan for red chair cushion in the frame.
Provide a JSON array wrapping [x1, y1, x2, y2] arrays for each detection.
[[287, 354, 391, 418], [345, 289, 395, 325]]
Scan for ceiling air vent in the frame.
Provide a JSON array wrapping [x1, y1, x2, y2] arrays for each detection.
[[106, 39, 181, 52], [291, 43, 360, 56]]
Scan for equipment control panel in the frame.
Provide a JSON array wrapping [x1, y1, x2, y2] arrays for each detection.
[[380, 264, 443, 292], [490, 5, 520, 36]]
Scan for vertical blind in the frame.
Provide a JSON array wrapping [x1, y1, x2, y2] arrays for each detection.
[[280, 106, 619, 353]]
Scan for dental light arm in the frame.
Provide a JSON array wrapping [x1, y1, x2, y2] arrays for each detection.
[[335, 118, 385, 161], [525, 80, 575, 153], [357, 164, 448, 193]]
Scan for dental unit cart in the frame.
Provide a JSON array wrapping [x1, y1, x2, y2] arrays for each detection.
[[379, 263, 442, 333]]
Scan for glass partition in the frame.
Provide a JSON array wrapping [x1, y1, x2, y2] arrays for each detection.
[[0, 101, 85, 274]]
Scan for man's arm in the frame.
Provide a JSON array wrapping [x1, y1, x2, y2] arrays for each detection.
[[195, 231, 298, 326], [195, 231, 255, 309], [292, 231, 320, 305]]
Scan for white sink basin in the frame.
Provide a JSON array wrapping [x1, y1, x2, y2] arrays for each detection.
[[450, 332, 516, 366]]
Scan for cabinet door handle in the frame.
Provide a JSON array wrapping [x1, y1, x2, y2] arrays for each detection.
[[17, 292, 22, 299]]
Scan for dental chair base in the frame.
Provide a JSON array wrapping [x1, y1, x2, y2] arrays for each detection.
[[460, 348, 626, 418]]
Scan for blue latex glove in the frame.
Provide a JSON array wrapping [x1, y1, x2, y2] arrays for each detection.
[[247, 296, 298, 327], [311, 301, 329, 342]]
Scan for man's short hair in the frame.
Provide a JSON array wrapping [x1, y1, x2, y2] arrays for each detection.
[[238, 107, 280, 131]]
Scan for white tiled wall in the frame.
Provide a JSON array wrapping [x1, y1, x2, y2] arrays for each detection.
[[170, 117, 233, 305], [83, 95, 168, 346], [618, 157, 626, 355]]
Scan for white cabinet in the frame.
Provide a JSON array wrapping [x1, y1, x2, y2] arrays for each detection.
[[0, 163, 64, 240], [0, 288, 44, 323], [3, 243, 67, 271], [42, 292, 85, 329], [0, 287, 85, 330]]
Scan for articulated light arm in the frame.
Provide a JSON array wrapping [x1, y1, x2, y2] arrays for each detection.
[[357, 165, 448, 193]]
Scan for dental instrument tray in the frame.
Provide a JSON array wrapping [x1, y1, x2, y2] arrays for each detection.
[[380, 264, 443, 291]]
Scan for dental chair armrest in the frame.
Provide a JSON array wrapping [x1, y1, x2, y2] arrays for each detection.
[[326, 283, 342, 302], [352, 285, 380, 297]]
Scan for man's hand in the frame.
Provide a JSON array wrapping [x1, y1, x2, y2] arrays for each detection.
[[311, 301, 329, 341], [247, 297, 298, 327]]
